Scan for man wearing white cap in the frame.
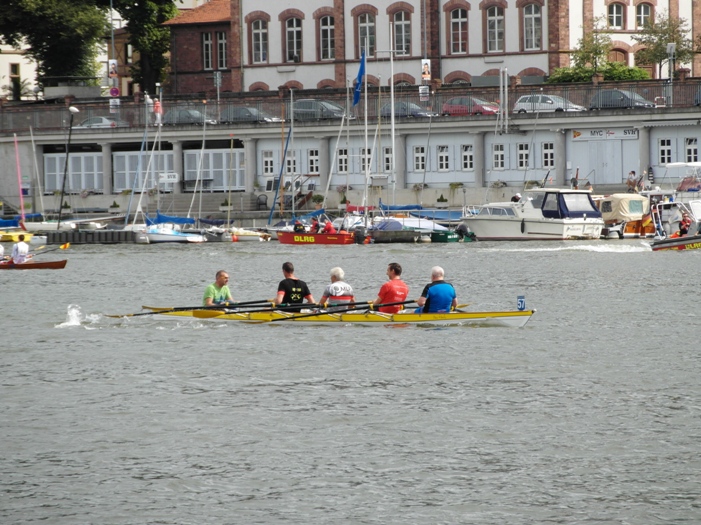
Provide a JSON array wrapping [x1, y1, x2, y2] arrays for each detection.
[[511, 193, 521, 202]]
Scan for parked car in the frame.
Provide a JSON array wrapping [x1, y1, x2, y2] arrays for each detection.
[[74, 116, 129, 129], [512, 94, 586, 113], [380, 101, 439, 118], [162, 109, 217, 125], [589, 89, 655, 110], [442, 96, 499, 116], [220, 106, 282, 124], [289, 99, 347, 120]]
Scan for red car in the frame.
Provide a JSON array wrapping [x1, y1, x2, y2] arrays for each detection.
[[442, 96, 499, 116]]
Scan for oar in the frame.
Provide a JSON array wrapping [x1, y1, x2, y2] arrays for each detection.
[[31, 243, 70, 257], [265, 300, 417, 323], [107, 299, 277, 318]]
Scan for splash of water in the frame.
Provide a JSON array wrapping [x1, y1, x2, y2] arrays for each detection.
[[56, 304, 101, 328]]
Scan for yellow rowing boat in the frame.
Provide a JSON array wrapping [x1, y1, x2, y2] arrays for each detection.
[[141, 306, 536, 327]]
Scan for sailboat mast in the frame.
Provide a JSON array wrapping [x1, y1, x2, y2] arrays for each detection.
[[389, 22, 396, 205], [13, 134, 25, 225]]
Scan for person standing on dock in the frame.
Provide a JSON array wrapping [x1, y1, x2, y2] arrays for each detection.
[[203, 270, 234, 306], [373, 262, 409, 313], [153, 98, 162, 126], [275, 262, 315, 311]]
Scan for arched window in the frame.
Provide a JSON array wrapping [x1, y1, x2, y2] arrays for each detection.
[[286, 18, 302, 62], [636, 3, 652, 28], [394, 11, 411, 56], [320, 16, 335, 60], [358, 13, 376, 57], [246, 11, 270, 64], [487, 7, 505, 52], [450, 9, 468, 54], [523, 4, 541, 51], [608, 4, 624, 30]]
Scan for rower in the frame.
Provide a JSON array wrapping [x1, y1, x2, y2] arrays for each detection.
[[319, 267, 354, 311]]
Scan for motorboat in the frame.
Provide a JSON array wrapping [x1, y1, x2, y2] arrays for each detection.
[[650, 200, 701, 252], [595, 193, 654, 239], [461, 187, 603, 241]]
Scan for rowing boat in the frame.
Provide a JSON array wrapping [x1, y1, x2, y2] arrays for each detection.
[[0, 259, 67, 270], [140, 306, 536, 327]]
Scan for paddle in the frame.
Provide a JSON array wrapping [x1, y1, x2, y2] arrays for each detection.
[[31, 243, 70, 257]]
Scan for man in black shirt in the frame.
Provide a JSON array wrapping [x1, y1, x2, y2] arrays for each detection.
[[275, 261, 315, 311]]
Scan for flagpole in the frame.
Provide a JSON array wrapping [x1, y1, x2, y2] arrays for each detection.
[[363, 40, 369, 215]]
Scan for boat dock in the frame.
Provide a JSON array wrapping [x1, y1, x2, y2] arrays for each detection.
[[43, 229, 143, 244]]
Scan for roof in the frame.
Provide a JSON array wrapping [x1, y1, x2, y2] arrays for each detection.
[[163, 0, 230, 26]]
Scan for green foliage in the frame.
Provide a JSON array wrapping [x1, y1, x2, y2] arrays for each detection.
[[631, 12, 695, 78], [107, 0, 178, 93], [311, 194, 325, 204], [1, 77, 34, 101], [437, 194, 448, 202], [601, 62, 650, 81], [0, 0, 107, 80], [571, 17, 612, 74], [547, 63, 650, 83]]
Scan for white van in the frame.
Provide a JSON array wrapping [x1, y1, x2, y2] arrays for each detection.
[[513, 94, 586, 113]]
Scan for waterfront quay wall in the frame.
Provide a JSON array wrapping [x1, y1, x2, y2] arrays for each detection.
[[1, 104, 699, 220]]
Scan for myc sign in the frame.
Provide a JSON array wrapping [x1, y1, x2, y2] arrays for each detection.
[[572, 128, 639, 141]]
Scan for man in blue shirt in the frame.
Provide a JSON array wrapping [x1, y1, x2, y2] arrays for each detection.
[[416, 266, 457, 313]]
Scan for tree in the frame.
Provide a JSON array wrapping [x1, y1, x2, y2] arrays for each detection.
[[98, 0, 178, 94], [0, 0, 107, 81], [631, 12, 695, 78], [571, 17, 612, 75]]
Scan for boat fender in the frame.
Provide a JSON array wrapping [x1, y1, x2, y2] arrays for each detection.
[[520, 219, 525, 234], [231, 235, 238, 242]]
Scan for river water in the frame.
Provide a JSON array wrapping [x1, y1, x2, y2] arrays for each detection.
[[1, 240, 699, 524]]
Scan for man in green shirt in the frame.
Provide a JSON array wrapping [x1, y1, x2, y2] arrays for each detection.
[[203, 270, 234, 306]]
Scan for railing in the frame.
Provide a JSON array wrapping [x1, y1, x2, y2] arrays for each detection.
[[2, 79, 700, 134]]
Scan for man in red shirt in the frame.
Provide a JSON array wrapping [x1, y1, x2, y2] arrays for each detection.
[[373, 262, 409, 313]]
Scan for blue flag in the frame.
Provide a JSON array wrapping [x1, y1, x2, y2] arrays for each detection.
[[353, 51, 365, 106]]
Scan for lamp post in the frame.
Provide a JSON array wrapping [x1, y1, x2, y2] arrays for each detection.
[[57, 106, 79, 230], [667, 43, 676, 107]]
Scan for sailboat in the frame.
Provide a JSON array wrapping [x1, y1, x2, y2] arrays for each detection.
[[121, 123, 206, 244]]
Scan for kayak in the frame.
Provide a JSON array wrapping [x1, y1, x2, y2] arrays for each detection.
[[140, 306, 536, 327], [0, 259, 67, 270]]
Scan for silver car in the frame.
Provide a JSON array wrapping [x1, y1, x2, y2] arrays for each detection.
[[513, 94, 586, 113], [74, 116, 129, 129]]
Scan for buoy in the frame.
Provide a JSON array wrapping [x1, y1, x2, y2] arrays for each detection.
[[231, 235, 239, 242]]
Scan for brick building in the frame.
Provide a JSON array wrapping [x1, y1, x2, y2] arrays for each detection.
[[163, 0, 699, 96]]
